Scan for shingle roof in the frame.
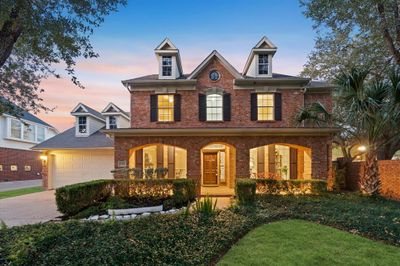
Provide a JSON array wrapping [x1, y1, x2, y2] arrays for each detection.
[[72, 103, 105, 121], [122, 74, 190, 83], [32, 127, 113, 150]]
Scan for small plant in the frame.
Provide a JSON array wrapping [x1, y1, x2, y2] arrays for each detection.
[[192, 196, 217, 216], [236, 179, 256, 205], [0, 220, 7, 230], [155, 167, 168, 179], [131, 168, 144, 179], [181, 201, 191, 218], [144, 168, 155, 179]]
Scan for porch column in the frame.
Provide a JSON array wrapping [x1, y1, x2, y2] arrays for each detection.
[[236, 143, 250, 178], [310, 137, 330, 179], [186, 145, 201, 194], [114, 137, 130, 179]]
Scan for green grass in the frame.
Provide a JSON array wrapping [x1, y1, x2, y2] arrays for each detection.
[[219, 220, 400, 266], [0, 186, 43, 199]]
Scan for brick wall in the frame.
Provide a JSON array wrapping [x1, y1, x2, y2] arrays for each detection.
[[344, 160, 400, 201], [0, 147, 42, 182], [131, 57, 317, 128]]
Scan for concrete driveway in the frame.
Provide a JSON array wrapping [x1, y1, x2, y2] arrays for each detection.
[[0, 190, 61, 227]]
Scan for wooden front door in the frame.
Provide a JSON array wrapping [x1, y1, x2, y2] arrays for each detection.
[[203, 152, 218, 185]]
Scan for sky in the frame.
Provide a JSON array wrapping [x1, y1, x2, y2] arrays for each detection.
[[36, 0, 317, 131]]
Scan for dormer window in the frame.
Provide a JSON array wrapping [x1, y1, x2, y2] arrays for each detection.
[[109, 116, 117, 129], [162, 56, 172, 76], [258, 54, 269, 75], [78, 116, 87, 133]]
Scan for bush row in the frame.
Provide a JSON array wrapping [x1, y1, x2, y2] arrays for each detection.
[[56, 179, 196, 216], [236, 178, 327, 205]]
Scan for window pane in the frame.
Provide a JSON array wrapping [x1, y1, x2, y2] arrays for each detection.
[[37, 127, 45, 142], [157, 95, 174, 122], [78, 116, 87, 133], [258, 54, 269, 75], [23, 124, 35, 141], [10, 119, 21, 139], [162, 56, 172, 76], [109, 116, 117, 129], [206, 94, 223, 121], [257, 94, 274, 121]]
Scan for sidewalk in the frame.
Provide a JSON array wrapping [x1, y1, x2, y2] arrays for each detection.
[[0, 179, 42, 192]]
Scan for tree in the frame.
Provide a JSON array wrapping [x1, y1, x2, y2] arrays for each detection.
[[297, 67, 400, 195], [300, 0, 400, 80], [0, 0, 126, 115]]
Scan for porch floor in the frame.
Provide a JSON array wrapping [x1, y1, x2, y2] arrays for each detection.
[[200, 186, 235, 197]]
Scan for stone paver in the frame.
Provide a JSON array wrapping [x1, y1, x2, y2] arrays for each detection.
[[0, 190, 61, 227], [0, 179, 42, 192]]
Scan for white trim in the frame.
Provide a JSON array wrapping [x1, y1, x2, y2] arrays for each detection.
[[254, 36, 277, 49], [6, 117, 51, 144], [101, 102, 130, 120], [154, 38, 178, 50], [71, 103, 89, 113], [243, 36, 277, 76]]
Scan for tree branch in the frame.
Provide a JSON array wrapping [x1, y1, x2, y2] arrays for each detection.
[[377, 2, 400, 64]]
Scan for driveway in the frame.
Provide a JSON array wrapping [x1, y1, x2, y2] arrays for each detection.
[[0, 190, 61, 227], [0, 179, 42, 192]]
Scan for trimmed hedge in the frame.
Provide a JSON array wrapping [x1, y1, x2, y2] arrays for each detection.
[[255, 179, 327, 195], [55, 179, 196, 216], [236, 179, 256, 205]]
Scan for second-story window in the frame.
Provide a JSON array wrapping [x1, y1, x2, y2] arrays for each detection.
[[258, 54, 269, 75], [78, 116, 87, 133], [158, 95, 174, 122], [162, 56, 172, 76], [10, 119, 22, 139], [23, 124, 35, 141], [206, 93, 223, 121], [109, 116, 117, 129], [37, 127, 45, 142], [257, 94, 274, 121]]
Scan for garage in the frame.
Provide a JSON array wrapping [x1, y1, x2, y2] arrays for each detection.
[[48, 149, 114, 189]]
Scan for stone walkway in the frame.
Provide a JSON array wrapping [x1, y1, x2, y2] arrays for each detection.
[[0, 179, 42, 192], [0, 190, 61, 227]]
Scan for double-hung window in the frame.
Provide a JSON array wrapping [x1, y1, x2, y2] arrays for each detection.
[[10, 119, 22, 139], [158, 95, 174, 122], [206, 93, 223, 121], [23, 124, 35, 141], [257, 94, 274, 121], [258, 54, 269, 75], [78, 116, 87, 133], [109, 116, 117, 129], [37, 127, 45, 142], [162, 56, 172, 76]]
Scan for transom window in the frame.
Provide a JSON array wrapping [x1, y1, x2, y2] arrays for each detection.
[[109, 116, 117, 129], [78, 116, 87, 133], [162, 56, 172, 76], [206, 93, 223, 121], [258, 54, 269, 75], [158, 95, 174, 122], [257, 94, 274, 121]]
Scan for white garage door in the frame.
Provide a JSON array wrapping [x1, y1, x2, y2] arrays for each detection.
[[50, 150, 114, 189]]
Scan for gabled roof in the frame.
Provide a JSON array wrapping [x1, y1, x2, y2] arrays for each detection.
[[101, 102, 130, 120], [71, 103, 105, 121], [243, 36, 278, 76], [254, 36, 277, 49], [32, 127, 113, 150], [155, 38, 178, 51], [187, 50, 242, 79]]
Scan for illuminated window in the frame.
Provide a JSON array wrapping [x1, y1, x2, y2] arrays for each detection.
[[258, 54, 269, 75], [206, 93, 223, 121], [157, 95, 174, 122], [162, 56, 172, 76], [257, 94, 274, 121]]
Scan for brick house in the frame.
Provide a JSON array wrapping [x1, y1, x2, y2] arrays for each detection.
[[104, 37, 337, 195]]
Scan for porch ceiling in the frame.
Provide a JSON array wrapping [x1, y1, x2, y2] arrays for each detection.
[[102, 127, 340, 137]]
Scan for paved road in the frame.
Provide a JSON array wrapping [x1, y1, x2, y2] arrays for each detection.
[[0, 179, 42, 192], [0, 190, 61, 227]]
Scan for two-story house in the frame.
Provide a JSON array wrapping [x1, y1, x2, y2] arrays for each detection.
[[105, 37, 338, 195], [0, 105, 58, 182], [33, 103, 130, 189]]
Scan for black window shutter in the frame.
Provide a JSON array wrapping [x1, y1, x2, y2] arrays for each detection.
[[274, 92, 282, 121], [250, 93, 258, 121], [174, 94, 181, 121], [150, 94, 158, 122], [199, 94, 206, 121], [223, 93, 231, 121]]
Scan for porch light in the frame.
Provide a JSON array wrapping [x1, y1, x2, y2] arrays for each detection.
[[40, 155, 48, 161], [357, 145, 367, 152]]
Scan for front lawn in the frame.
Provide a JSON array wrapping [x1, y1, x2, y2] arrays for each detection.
[[0, 186, 43, 200], [0, 193, 399, 265], [218, 220, 400, 265]]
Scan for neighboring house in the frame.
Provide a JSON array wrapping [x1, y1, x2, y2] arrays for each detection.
[[0, 110, 58, 182], [32, 103, 130, 189], [101, 37, 339, 195]]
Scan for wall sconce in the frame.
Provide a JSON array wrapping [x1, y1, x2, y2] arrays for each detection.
[[357, 145, 367, 152], [40, 155, 48, 161]]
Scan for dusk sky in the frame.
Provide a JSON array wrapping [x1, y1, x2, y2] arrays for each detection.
[[37, 0, 317, 131]]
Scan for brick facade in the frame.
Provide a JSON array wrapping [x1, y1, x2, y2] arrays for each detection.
[[0, 148, 42, 182], [343, 160, 400, 201]]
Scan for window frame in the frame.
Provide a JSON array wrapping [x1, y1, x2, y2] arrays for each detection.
[[257, 93, 275, 121], [109, 116, 117, 129], [8, 118, 47, 143], [36, 127, 45, 142], [78, 116, 87, 134], [206, 93, 223, 121], [162, 56, 172, 77], [258, 54, 269, 75], [157, 94, 174, 122]]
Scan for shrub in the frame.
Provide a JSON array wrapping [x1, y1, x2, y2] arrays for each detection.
[[255, 179, 327, 195], [192, 196, 218, 216], [236, 179, 257, 205], [172, 179, 196, 207], [55, 179, 114, 216]]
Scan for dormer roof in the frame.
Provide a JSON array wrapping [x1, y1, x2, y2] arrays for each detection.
[[101, 102, 130, 120], [243, 36, 278, 76], [187, 50, 242, 79], [71, 103, 105, 122], [154, 38, 183, 76], [155, 38, 178, 51]]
